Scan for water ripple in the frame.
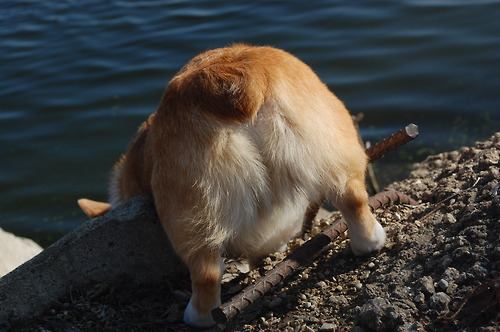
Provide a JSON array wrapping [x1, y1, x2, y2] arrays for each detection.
[[0, 0, 499, 245]]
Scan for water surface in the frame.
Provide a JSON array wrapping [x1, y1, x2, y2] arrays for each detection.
[[1, 1, 499, 246]]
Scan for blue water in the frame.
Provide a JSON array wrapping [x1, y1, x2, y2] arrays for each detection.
[[1, 1, 499, 247]]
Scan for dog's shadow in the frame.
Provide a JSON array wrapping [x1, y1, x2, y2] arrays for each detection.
[[219, 245, 371, 331]]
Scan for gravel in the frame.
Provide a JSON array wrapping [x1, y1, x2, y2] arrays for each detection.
[[6, 133, 499, 332]]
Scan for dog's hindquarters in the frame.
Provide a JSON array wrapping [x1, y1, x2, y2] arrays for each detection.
[[112, 44, 385, 327]]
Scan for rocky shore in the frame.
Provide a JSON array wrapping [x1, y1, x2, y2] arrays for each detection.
[[6, 133, 499, 332]]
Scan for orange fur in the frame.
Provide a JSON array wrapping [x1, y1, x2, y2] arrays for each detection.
[[78, 44, 385, 327]]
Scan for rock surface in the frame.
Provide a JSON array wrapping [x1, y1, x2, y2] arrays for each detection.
[[0, 228, 42, 278], [5, 133, 500, 331], [0, 195, 184, 330]]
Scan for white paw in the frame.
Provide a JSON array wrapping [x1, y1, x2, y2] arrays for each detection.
[[349, 220, 386, 256], [183, 297, 217, 328]]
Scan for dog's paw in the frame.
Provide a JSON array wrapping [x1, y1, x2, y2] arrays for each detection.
[[349, 221, 386, 256], [183, 298, 216, 328]]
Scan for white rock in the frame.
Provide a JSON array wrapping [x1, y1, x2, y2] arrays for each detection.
[[0, 228, 42, 278]]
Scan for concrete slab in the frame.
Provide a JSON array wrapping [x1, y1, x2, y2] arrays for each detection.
[[0, 195, 185, 324]]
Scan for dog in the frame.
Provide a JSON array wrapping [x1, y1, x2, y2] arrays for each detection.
[[78, 44, 386, 327]]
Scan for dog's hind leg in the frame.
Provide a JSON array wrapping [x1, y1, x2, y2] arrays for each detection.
[[330, 176, 386, 256]]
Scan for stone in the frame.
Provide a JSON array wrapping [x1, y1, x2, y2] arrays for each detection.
[[0, 228, 42, 278], [0, 195, 184, 324], [356, 297, 404, 331], [413, 292, 425, 305], [316, 281, 327, 288], [328, 295, 348, 305], [268, 297, 282, 309], [443, 213, 457, 224], [415, 276, 435, 297], [429, 292, 451, 312], [319, 322, 336, 331], [436, 279, 449, 291], [442, 267, 460, 281], [353, 282, 363, 290]]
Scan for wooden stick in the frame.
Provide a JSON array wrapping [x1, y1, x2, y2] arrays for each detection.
[[212, 124, 419, 323], [212, 191, 418, 323]]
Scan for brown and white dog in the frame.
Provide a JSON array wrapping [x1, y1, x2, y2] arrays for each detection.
[[78, 44, 386, 327]]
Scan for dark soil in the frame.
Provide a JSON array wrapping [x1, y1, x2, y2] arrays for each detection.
[[7, 133, 499, 332]]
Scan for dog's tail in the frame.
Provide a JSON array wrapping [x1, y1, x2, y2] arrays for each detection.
[[163, 44, 268, 123], [77, 198, 111, 218]]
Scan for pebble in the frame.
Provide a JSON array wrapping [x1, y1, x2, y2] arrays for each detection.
[[491, 183, 499, 196], [316, 281, 327, 288], [429, 292, 451, 312], [471, 262, 489, 278], [416, 276, 435, 296], [351, 327, 364, 332], [356, 297, 403, 330], [268, 297, 282, 309], [367, 262, 376, 269], [443, 213, 457, 223], [436, 279, 449, 291], [492, 246, 500, 260], [440, 254, 453, 269], [279, 291, 288, 299], [258, 317, 269, 328], [413, 292, 425, 305], [353, 282, 363, 290], [328, 295, 348, 305], [319, 322, 336, 331]]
